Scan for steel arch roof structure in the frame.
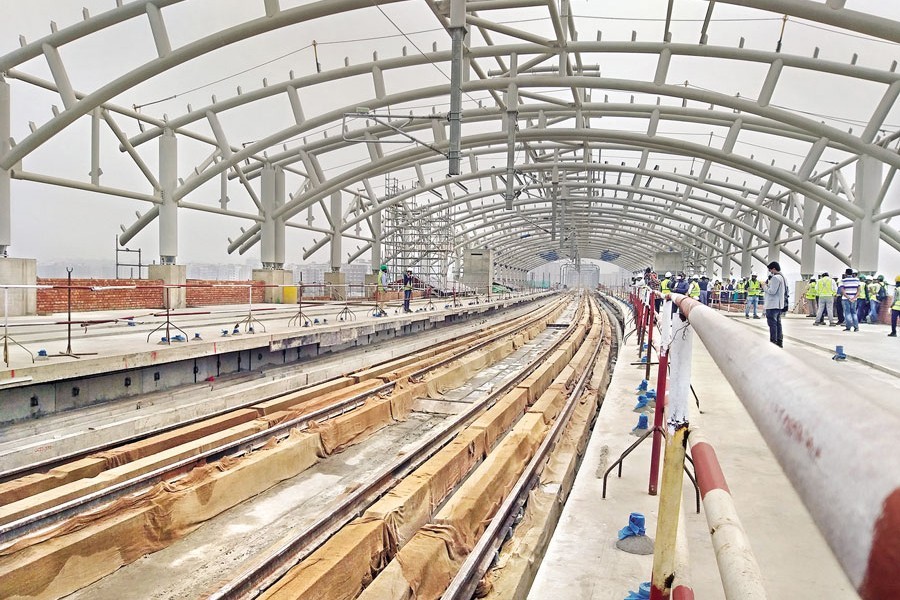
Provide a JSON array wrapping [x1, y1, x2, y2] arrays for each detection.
[[1, 0, 899, 281]]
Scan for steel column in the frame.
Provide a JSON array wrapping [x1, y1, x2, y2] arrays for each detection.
[[447, 0, 467, 176], [851, 156, 882, 274], [158, 128, 178, 264], [274, 166, 285, 266], [330, 191, 342, 271], [260, 164, 276, 268], [799, 195, 817, 278], [0, 77, 10, 256]]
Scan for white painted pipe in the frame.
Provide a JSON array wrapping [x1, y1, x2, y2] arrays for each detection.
[[671, 293, 900, 599]]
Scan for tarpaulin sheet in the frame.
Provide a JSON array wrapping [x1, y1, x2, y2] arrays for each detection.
[[308, 398, 394, 455], [0, 420, 269, 527], [467, 388, 529, 450], [528, 383, 568, 425], [0, 430, 323, 600], [259, 517, 392, 600], [251, 377, 355, 415]]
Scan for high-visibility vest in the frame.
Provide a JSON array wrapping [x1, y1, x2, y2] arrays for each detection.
[[377, 270, 386, 291], [867, 281, 880, 299], [747, 280, 762, 296], [688, 282, 700, 298], [817, 277, 835, 297], [660, 278, 671, 293], [736, 282, 745, 293], [859, 281, 869, 299], [893, 288, 900, 310], [805, 282, 817, 299]]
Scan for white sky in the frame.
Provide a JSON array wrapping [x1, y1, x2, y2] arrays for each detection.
[[2, 0, 899, 279]]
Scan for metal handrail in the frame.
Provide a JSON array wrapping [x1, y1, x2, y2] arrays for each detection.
[[669, 292, 900, 600]]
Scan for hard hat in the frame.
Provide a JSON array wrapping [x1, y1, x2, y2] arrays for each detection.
[[895, 275, 900, 283], [751, 273, 757, 277], [690, 275, 698, 280], [877, 274, 884, 281], [380, 264, 388, 271], [810, 277, 816, 281], [665, 271, 672, 277], [820, 271, 828, 277], [859, 274, 867, 280]]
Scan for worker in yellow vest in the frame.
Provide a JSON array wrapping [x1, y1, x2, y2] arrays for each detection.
[[744, 274, 762, 319], [688, 275, 701, 299], [866, 277, 881, 324], [660, 272, 672, 295], [814, 270, 836, 326], [804, 276, 818, 317], [889, 275, 900, 337], [735, 279, 746, 305]]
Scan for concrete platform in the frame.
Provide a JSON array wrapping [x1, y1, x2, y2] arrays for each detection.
[[529, 305, 899, 599], [0, 292, 550, 425]]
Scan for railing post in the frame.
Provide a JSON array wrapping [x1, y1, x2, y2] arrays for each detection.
[[648, 297, 669, 495], [644, 291, 656, 381], [650, 300, 693, 600]]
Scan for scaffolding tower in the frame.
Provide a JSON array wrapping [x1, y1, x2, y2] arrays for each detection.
[[383, 176, 453, 293]]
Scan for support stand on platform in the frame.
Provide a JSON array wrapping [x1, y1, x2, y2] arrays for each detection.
[[288, 283, 312, 327], [146, 287, 188, 343], [57, 268, 97, 359], [234, 285, 265, 333]]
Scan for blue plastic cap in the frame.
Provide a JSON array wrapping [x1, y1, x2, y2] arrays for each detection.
[[617, 512, 647, 540], [645, 390, 656, 399], [637, 414, 649, 429]]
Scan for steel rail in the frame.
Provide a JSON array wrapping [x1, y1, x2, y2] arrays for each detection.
[[0, 294, 551, 484], [208, 297, 588, 600], [441, 300, 607, 600], [0, 296, 566, 545]]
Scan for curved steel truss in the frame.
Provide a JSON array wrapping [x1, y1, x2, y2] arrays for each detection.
[[2, 0, 899, 282]]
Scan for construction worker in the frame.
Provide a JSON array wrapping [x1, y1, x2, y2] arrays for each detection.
[[660, 271, 672, 295], [804, 276, 818, 317], [375, 264, 388, 317], [688, 275, 701, 299], [745, 274, 762, 319], [814, 271, 836, 326], [402, 268, 414, 313], [867, 276, 882, 324], [735, 278, 746, 305], [889, 275, 900, 337], [856, 274, 870, 325]]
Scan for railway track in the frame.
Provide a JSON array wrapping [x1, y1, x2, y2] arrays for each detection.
[[0, 294, 578, 599], [202, 294, 613, 600]]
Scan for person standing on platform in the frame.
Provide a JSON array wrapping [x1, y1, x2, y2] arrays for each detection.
[[402, 268, 414, 313], [889, 275, 900, 337], [745, 274, 762, 319], [857, 274, 870, 325], [698, 275, 710, 305], [841, 268, 861, 332], [814, 272, 836, 326], [735, 278, 746, 305], [660, 272, 672, 296], [688, 275, 701, 300], [805, 276, 818, 317], [867, 276, 882, 324], [375, 264, 389, 317], [673, 272, 689, 295], [834, 276, 845, 325], [763, 262, 787, 347]]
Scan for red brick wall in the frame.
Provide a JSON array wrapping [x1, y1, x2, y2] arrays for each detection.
[[37, 279, 166, 315], [186, 280, 265, 306], [36, 279, 268, 314]]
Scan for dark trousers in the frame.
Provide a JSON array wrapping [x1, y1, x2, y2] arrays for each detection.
[[892, 309, 899, 334], [403, 289, 412, 311], [765, 309, 783, 346]]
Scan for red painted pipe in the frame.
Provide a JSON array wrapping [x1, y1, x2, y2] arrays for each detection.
[[648, 349, 668, 496]]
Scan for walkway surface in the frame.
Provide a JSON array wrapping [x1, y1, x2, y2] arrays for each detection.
[[530, 306, 898, 599]]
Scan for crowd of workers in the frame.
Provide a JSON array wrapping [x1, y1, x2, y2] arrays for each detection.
[[634, 265, 900, 342]]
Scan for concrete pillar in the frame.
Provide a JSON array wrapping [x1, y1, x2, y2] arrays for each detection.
[[800, 195, 817, 279], [461, 248, 494, 294], [324, 271, 346, 301], [0, 258, 36, 316], [0, 77, 10, 256], [252, 268, 292, 303], [148, 264, 186, 309], [330, 191, 342, 271], [158, 129, 178, 265], [851, 156, 882, 275]]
